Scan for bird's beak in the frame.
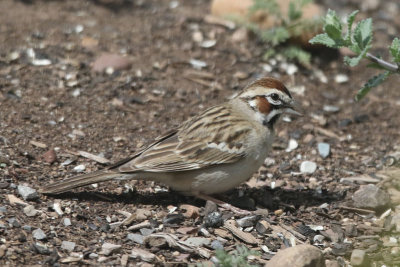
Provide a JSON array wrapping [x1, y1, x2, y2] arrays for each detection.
[[284, 100, 303, 116]]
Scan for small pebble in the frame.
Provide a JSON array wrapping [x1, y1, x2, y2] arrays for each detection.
[[236, 215, 260, 228], [300, 161, 317, 174], [204, 211, 223, 228], [73, 164, 85, 172], [23, 205, 38, 217], [189, 59, 207, 69], [352, 184, 390, 210], [323, 105, 340, 113], [286, 139, 298, 152], [127, 233, 144, 244], [338, 118, 352, 128], [314, 69, 328, 83], [201, 40, 216, 48], [53, 202, 64, 215], [63, 218, 72, 226], [318, 143, 330, 158], [211, 240, 224, 250], [313, 235, 325, 244], [274, 209, 284, 216], [8, 218, 21, 228], [32, 228, 47, 240], [42, 149, 57, 163], [354, 114, 369, 123], [18, 185, 39, 201], [72, 88, 81, 97], [32, 243, 50, 255], [335, 74, 349, 83], [61, 241, 76, 252], [23, 225, 32, 232], [286, 63, 298, 75], [140, 228, 154, 236], [92, 53, 132, 72], [350, 249, 366, 266], [89, 253, 98, 259]]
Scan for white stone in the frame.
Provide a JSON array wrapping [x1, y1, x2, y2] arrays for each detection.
[[300, 161, 317, 174], [73, 164, 86, 172], [286, 139, 298, 152], [335, 74, 349, 83]]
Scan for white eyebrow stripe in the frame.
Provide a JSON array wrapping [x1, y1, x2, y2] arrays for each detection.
[[240, 87, 285, 98]]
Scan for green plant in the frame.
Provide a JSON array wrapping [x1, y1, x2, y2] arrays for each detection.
[[309, 9, 400, 101], [246, 0, 322, 66], [214, 245, 259, 267]]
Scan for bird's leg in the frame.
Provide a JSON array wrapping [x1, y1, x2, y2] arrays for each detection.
[[195, 193, 251, 215]]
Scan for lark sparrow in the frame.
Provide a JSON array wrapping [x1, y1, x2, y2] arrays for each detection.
[[42, 77, 300, 208]]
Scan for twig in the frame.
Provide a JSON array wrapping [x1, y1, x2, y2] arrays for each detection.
[[366, 53, 398, 72], [339, 206, 375, 214]]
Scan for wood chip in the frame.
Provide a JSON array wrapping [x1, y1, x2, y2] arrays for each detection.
[[184, 70, 215, 80], [78, 151, 110, 164], [340, 206, 376, 214], [340, 175, 381, 184], [279, 223, 307, 241], [144, 233, 195, 252], [7, 194, 28, 206], [223, 220, 259, 245], [214, 228, 232, 239], [179, 204, 200, 219], [130, 248, 156, 262], [60, 256, 82, 263], [30, 140, 47, 148], [127, 220, 151, 231], [314, 126, 344, 141], [269, 224, 304, 245]]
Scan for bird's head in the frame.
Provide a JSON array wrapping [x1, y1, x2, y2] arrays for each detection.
[[237, 77, 301, 128]]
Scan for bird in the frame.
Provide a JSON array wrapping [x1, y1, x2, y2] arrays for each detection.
[[41, 77, 301, 211]]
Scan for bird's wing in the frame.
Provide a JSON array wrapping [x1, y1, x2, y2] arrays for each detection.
[[116, 104, 252, 173]]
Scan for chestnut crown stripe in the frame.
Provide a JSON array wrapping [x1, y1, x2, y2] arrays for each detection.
[[245, 77, 292, 99]]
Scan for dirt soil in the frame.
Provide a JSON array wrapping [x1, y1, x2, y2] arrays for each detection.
[[1, 0, 400, 266]]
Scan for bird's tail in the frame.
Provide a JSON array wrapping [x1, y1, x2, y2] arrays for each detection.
[[40, 170, 123, 194]]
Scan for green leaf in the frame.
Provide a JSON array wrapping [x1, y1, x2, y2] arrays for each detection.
[[345, 10, 359, 43], [309, 33, 340, 48], [260, 27, 290, 46], [324, 24, 342, 40], [352, 18, 373, 51], [355, 71, 391, 101], [288, 1, 302, 21], [282, 46, 311, 66], [324, 9, 342, 37], [390, 37, 400, 63], [344, 53, 364, 66]]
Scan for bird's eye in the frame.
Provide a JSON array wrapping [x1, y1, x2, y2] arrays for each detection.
[[270, 93, 279, 101]]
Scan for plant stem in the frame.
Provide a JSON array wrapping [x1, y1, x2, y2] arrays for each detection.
[[366, 53, 398, 72]]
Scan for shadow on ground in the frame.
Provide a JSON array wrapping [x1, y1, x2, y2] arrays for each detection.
[[43, 186, 346, 211]]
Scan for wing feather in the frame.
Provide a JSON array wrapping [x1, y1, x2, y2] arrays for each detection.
[[117, 104, 252, 173]]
